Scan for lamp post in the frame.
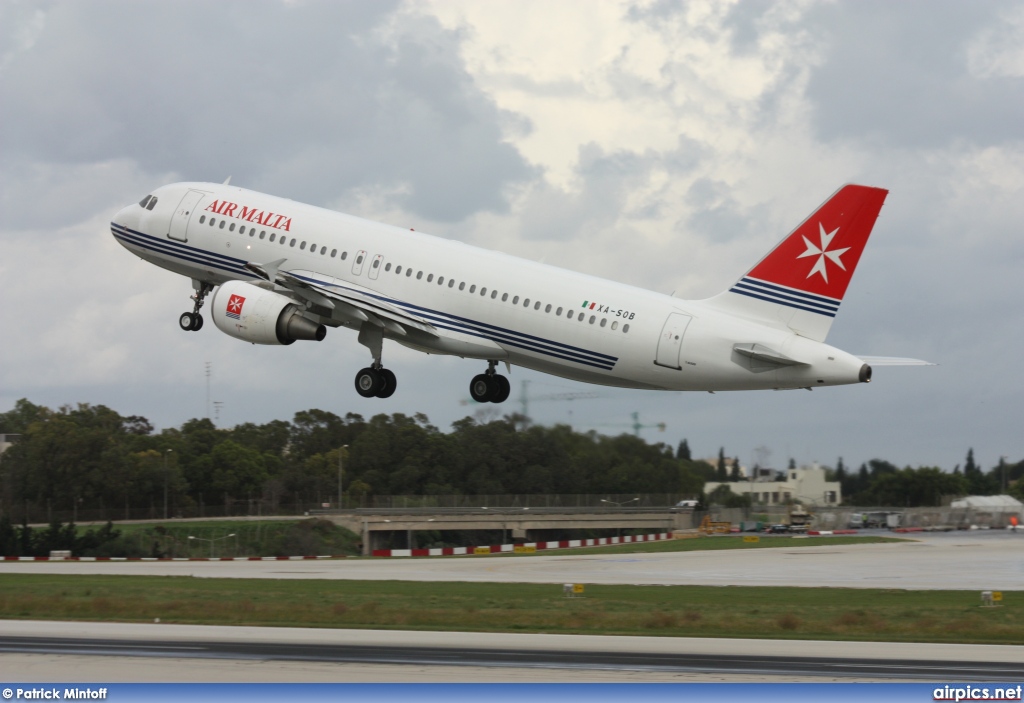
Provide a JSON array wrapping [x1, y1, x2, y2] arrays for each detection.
[[163, 449, 173, 520], [188, 533, 236, 558], [600, 497, 638, 538], [337, 444, 349, 510]]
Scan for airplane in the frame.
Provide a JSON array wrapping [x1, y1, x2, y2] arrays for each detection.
[[111, 182, 929, 402]]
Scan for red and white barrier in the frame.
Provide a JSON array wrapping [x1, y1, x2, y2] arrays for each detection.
[[371, 531, 672, 557], [2, 554, 344, 562]]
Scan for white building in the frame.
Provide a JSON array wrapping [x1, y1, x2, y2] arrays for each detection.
[[704, 463, 841, 506]]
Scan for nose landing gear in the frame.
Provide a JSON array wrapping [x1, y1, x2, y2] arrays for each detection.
[[470, 360, 511, 403], [179, 281, 213, 332]]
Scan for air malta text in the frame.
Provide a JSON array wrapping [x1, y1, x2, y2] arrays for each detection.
[[205, 200, 292, 232]]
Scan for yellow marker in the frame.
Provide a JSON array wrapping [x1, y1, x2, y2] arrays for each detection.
[[514, 545, 536, 553], [573, 583, 585, 594], [743, 536, 760, 543], [993, 591, 1003, 602], [474, 546, 491, 555]]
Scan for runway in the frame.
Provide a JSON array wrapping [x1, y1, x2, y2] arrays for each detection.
[[3, 531, 1021, 682], [4, 531, 1023, 590], [2, 620, 1024, 683]]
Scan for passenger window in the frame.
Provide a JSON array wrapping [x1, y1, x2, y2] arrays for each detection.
[[600, 318, 607, 327], [589, 316, 595, 324], [479, 287, 486, 296], [623, 324, 630, 333], [147, 197, 158, 210], [491, 290, 497, 299], [385, 263, 392, 272], [209, 218, 216, 227], [448, 280, 455, 288], [219, 221, 225, 229], [416, 271, 423, 280], [513, 296, 519, 305], [427, 273, 433, 282], [269, 233, 276, 242], [523, 299, 530, 307], [310, 243, 316, 251], [259, 231, 266, 240], [230, 223, 236, 232], [534, 301, 541, 310], [331, 249, 337, 257], [241, 226, 247, 235], [407, 269, 413, 277], [289, 239, 296, 247], [342, 252, 348, 260], [438, 276, 444, 285], [321, 246, 327, 255], [300, 242, 306, 250], [611, 321, 618, 330], [459, 282, 465, 291], [502, 293, 508, 302], [578, 312, 584, 321], [356, 254, 364, 264], [396, 265, 402, 274], [567, 309, 574, 318], [470, 285, 476, 293], [545, 304, 552, 313], [556, 307, 563, 316], [373, 259, 380, 268], [199, 215, 206, 224]]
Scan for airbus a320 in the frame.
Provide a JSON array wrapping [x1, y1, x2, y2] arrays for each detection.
[[111, 182, 929, 401]]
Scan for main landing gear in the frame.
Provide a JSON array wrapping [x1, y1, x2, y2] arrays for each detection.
[[354, 365, 397, 399], [353, 323, 397, 398], [470, 360, 511, 403], [179, 281, 213, 332]]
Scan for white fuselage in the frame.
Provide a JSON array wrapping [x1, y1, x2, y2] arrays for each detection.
[[111, 182, 868, 392]]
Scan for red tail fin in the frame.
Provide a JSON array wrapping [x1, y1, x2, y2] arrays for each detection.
[[708, 184, 888, 341]]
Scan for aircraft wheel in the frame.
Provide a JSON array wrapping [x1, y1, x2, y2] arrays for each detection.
[[469, 374, 496, 403], [492, 374, 511, 403], [355, 367, 383, 398], [191, 313, 204, 331], [179, 312, 196, 331], [377, 369, 397, 398]]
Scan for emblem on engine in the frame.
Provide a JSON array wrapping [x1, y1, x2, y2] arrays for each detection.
[[226, 294, 246, 320]]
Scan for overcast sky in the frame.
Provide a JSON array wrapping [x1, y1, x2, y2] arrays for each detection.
[[2, 0, 1022, 473]]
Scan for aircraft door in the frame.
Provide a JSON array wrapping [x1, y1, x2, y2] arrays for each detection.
[[368, 254, 384, 280], [654, 312, 692, 369], [352, 250, 367, 276], [168, 190, 205, 242]]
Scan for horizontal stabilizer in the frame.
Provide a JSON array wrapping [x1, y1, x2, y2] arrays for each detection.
[[855, 356, 936, 366], [733, 343, 807, 367]]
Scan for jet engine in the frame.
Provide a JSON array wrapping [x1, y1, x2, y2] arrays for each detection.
[[211, 280, 326, 345]]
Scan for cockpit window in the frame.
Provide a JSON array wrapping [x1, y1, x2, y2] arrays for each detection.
[[146, 197, 158, 210], [139, 195, 153, 208]]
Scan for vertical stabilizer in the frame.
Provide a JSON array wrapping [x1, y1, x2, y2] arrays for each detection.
[[705, 184, 888, 342]]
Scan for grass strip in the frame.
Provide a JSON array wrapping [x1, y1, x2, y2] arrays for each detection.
[[0, 574, 1018, 644]]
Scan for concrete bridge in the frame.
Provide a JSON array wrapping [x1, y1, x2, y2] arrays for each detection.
[[314, 507, 693, 555]]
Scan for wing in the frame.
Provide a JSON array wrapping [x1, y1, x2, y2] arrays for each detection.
[[244, 259, 437, 338]]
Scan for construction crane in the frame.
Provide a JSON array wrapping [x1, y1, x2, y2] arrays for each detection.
[[593, 411, 666, 438], [461, 379, 600, 421]]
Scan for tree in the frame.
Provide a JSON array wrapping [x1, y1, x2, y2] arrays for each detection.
[[676, 439, 691, 461], [716, 448, 727, 481]]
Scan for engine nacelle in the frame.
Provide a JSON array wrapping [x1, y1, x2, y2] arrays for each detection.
[[211, 280, 326, 345]]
